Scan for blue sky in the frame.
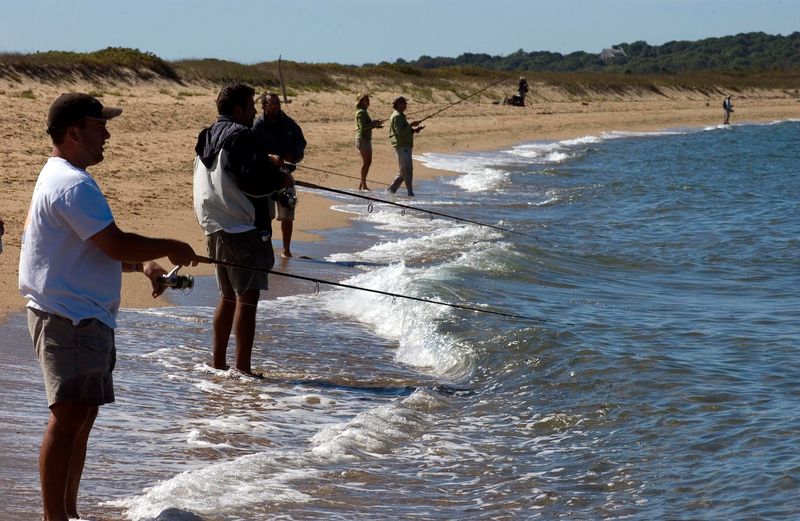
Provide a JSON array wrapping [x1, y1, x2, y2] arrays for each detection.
[[1, 0, 797, 65]]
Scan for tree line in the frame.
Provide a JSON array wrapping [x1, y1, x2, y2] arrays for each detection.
[[393, 32, 800, 74]]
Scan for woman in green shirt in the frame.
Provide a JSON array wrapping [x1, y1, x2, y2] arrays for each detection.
[[355, 94, 383, 191]]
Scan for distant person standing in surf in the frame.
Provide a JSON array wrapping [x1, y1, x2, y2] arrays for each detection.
[[387, 96, 424, 197], [723, 95, 734, 125]]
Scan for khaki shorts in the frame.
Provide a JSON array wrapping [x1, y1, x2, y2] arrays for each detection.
[[28, 307, 116, 407], [268, 187, 297, 222], [207, 229, 274, 296]]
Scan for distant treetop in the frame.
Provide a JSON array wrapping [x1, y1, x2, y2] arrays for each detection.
[[395, 32, 800, 74]]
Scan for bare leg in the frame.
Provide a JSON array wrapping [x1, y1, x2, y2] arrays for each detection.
[[359, 148, 373, 190], [281, 220, 293, 258], [234, 289, 260, 375], [212, 293, 236, 369], [40, 402, 97, 521], [65, 406, 98, 518]]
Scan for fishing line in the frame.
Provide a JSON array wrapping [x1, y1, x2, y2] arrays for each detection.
[[413, 76, 510, 124], [196, 255, 544, 322], [292, 177, 539, 240], [293, 163, 390, 187]]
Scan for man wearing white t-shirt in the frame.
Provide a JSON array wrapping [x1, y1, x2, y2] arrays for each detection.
[[19, 93, 198, 521]]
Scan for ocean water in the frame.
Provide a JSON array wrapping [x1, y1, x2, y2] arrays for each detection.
[[3, 120, 800, 520]]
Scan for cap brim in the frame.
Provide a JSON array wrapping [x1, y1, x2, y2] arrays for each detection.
[[98, 107, 123, 120]]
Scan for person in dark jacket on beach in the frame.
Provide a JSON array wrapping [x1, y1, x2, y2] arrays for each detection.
[[252, 92, 307, 258], [193, 83, 293, 376], [517, 76, 529, 103]]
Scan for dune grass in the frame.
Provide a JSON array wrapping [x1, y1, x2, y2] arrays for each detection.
[[1, 47, 798, 98]]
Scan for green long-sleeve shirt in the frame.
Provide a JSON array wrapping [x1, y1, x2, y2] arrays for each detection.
[[389, 110, 413, 149], [355, 108, 375, 141]]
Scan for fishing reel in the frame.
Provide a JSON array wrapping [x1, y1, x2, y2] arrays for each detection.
[[272, 188, 297, 210], [158, 265, 194, 291]]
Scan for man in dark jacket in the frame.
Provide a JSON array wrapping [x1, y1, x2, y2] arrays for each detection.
[[252, 93, 307, 258], [193, 84, 292, 376]]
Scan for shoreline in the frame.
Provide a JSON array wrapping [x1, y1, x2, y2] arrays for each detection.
[[2, 82, 800, 322]]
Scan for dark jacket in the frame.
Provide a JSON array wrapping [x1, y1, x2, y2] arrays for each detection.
[[194, 116, 285, 232], [252, 112, 307, 163]]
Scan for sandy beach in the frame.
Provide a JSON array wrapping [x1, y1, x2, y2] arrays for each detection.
[[2, 79, 799, 320]]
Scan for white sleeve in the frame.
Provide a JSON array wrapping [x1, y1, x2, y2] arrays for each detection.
[[54, 181, 115, 241]]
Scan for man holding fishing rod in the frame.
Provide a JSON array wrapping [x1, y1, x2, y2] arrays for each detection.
[[387, 96, 424, 197], [252, 92, 307, 258], [193, 84, 293, 377], [19, 92, 198, 521], [385, 80, 507, 196]]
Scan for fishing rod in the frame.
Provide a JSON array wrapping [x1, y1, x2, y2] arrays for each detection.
[[292, 177, 539, 241], [195, 255, 543, 322], [277, 55, 292, 104], [404, 100, 460, 118], [413, 76, 510, 124]]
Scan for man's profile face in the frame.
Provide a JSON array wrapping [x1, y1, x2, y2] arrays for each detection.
[[263, 95, 281, 118], [75, 117, 110, 167], [233, 97, 257, 127]]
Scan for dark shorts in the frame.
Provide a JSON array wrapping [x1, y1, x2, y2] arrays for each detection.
[[207, 229, 275, 296], [356, 138, 372, 153], [28, 308, 116, 408]]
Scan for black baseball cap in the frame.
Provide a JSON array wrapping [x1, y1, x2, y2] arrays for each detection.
[[46, 93, 122, 134]]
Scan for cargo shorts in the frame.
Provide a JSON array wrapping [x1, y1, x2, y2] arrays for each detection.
[[207, 229, 275, 296], [27, 307, 116, 407]]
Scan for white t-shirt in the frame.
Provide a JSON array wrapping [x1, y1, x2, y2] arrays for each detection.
[[19, 157, 121, 328]]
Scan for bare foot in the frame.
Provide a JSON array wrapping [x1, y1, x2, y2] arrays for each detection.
[[281, 250, 293, 258], [233, 367, 264, 379]]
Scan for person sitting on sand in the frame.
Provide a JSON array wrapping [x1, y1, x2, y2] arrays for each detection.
[[355, 93, 383, 191], [20, 92, 197, 521], [723, 96, 734, 125], [193, 84, 293, 376], [387, 96, 424, 197]]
